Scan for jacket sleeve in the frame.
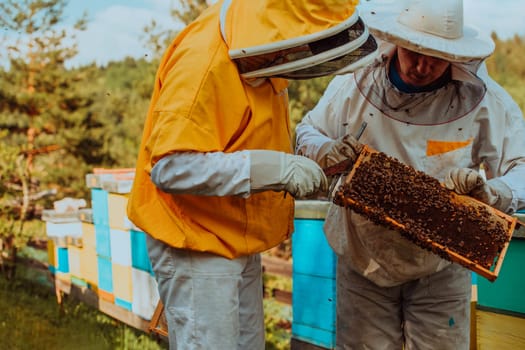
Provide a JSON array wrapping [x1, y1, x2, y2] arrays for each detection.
[[481, 77, 525, 213], [150, 151, 251, 197], [295, 75, 351, 162]]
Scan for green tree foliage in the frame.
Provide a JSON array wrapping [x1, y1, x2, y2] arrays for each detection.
[[0, 0, 88, 232], [0, 1, 156, 218], [79, 58, 156, 169], [171, 0, 210, 25], [0, 0, 87, 65], [486, 34, 525, 113], [288, 77, 333, 145], [0, 131, 24, 236]]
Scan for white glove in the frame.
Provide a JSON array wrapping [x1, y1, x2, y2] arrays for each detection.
[[249, 150, 328, 198], [317, 134, 363, 169], [444, 168, 513, 211]]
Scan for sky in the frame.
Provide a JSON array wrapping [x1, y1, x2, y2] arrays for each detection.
[[62, 0, 177, 67], [11, 0, 525, 68]]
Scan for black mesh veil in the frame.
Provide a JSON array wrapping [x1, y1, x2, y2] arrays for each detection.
[[233, 17, 379, 79]]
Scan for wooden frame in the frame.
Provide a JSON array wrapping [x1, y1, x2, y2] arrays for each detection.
[[334, 145, 517, 281], [148, 301, 168, 338]]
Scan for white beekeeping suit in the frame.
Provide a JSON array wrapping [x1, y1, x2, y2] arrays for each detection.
[[295, 0, 525, 349]]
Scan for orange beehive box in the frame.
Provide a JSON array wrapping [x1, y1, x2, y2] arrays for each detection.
[[112, 262, 133, 302], [80, 247, 98, 289]]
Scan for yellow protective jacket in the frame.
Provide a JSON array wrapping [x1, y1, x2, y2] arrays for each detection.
[[127, 1, 298, 259]]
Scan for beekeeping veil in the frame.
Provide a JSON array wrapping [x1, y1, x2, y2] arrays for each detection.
[[219, 0, 379, 80], [341, 0, 497, 124]]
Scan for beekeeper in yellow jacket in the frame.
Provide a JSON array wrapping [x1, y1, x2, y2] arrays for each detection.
[[295, 0, 525, 349], [127, 0, 377, 348]]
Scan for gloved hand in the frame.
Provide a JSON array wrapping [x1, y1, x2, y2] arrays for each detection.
[[317, 134, 363, 169], [443, 168, 513, 211], [249, 150, 328, 198]]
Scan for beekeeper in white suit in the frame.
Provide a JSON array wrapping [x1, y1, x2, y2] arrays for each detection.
[[295, 0, 525, 348], [127, 0, 378, 349]]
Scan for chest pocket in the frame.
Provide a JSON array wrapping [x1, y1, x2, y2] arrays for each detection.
[[424, 138, 474, 181]]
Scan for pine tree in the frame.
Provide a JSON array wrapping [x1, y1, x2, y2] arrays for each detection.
[[0, 0, 87, 232]]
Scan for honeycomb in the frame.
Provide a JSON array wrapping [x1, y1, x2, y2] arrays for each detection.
[[333, 147, 515, 280]]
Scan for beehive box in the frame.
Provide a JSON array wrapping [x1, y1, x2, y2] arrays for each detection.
[[132, 268, 160, 320], [333, 146, 517, 281], [85, 168, 135, 189], [107, 193, 133, 230], [478, 238, 525, 315], [291, 200, 337, 349], [113, 262, 133, 311], [130, 229, 154, 274]]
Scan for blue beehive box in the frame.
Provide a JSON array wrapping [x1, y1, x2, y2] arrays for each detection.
[[293, 219, 337, 278], [291, 200, 337, 349], [130, 229, 153, 274], [477, 211, 525, 315], [91, 188, 109, 226], [478, 238, 525, 315], [95, 224, 111, 258], [97, 255, 113, 293], [293, 272, 336, 348], [57, 247, 70, 273], [115, 297, 133, 311]]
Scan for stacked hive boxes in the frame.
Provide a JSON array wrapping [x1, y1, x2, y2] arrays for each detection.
[[477, 209, 525, 315], [129, 227, 159, 320], [43, 209, 83, 284], [88, 170, 131, 305], [87, 168, 160, 320], [45, 168, 160, 321], [79, 209, 99, 290], [291, 200, 337, 349]]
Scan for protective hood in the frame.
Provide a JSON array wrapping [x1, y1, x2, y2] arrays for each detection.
[[219, 0, 379, 79]]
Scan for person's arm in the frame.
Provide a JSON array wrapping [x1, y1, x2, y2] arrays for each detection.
[[445, 79, 525, 214], [150, 150, 328, 198], [483, 79, 525, 213], [295, 76, 361, 168], [485, 115, 525, 213], [444, 168, 514, 212]]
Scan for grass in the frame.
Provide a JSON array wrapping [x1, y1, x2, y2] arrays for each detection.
[[264, 299, 292, 350], [264, 274, 293, 350], [0, 258, 293, 350], [0, 218, 293, 350], [0, 266, 166, 350]]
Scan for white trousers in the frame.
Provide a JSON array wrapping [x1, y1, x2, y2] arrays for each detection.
[[146, 235, 265, 350], [336, 259, 471, 350]]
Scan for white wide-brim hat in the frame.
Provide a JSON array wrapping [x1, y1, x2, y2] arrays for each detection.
[[360, 0, 495, 62]]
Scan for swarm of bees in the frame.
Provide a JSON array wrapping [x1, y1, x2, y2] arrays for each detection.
[[333, 150, 510, 270]]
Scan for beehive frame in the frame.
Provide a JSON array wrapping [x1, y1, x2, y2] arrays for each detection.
[[333, 146, 517, 281]]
